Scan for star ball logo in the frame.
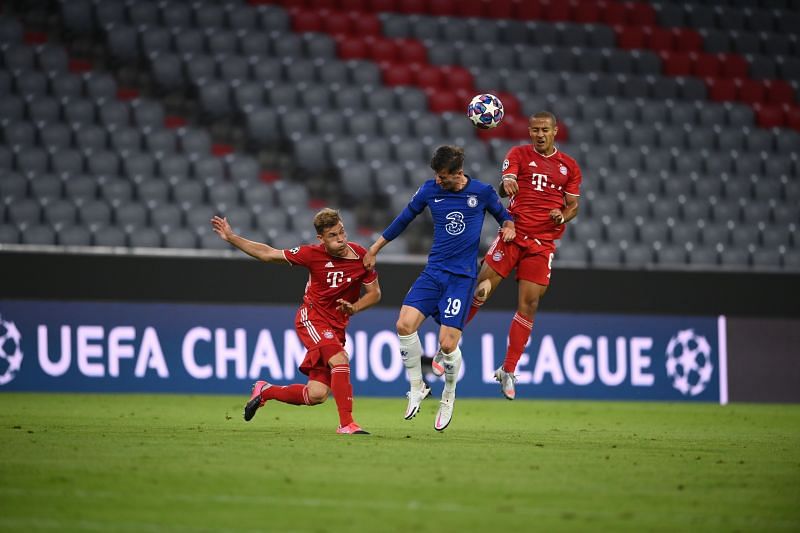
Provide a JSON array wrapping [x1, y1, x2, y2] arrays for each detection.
[[665, 329, 714, 396], [0, 314, 23, 385]]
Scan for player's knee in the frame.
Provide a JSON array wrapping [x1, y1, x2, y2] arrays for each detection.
[[474, 279, 492, 302], [305, 385, 328, 405], [396, 319, 416, 336], [439, 338, 459, 354], [520, 292, 541, 314], [328, 352, 349, 367]]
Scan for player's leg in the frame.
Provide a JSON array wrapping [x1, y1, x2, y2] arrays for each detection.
[[396, 304, 431, 419], [465, 237, 518, 325], [495, 245, 552, 399], [243, 363, 320, 421], [326, 350, 368, 434], [432, 274, 473, 431]]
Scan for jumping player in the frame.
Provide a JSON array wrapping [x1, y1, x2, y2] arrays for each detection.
[[211, 208, 381, 434], [364, 145, 515, 431], [453, 111, 582, 400]]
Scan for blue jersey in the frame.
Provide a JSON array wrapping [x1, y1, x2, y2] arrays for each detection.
[[383, 176, 512, 278]]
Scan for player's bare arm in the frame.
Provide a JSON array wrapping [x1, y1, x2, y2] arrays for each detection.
[[364, 236, 389, 270], [499, 174, 518, 197], [210, 216, 288, 263], [500, 220, 516, 242], [336, 279, 382, 316], [549, 194, 580, 225]]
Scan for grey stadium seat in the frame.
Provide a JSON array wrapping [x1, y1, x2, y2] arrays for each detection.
[[22, 224, 56, 245], [94, 226, 127, 247], [150, 203, 183, 230], [99, 178, 133, 203], [128, 227, 162, 247], [58, 225, 92, 246], [79, 200, 112, 227], [164, 228, 197, 249], [8, 199, 42, 225]]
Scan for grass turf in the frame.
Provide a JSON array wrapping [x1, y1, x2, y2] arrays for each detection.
[[0, 393, 798, 532]]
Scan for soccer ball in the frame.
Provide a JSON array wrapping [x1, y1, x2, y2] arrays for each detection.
[[665, 329, 713, 396], [467, 93, 504, 129], [0, 315, 23, 386]]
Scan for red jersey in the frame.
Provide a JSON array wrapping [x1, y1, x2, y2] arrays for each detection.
[[283, 241, 378, 330], [502, 145, 582, 241]]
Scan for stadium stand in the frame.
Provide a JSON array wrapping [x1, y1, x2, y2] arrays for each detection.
[[0, 0, 797, 272]]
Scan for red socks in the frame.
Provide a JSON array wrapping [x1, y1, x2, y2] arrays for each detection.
[[465, 296, 483, 325], [504, 312, 534, 373], [331, 364, 354, 427], [261, 384, 308, 405]]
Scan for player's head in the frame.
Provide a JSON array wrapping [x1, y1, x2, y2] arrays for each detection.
[[430, 145, 466, 191], [313, 208, 348, 257], [528, 111, 558, 156]]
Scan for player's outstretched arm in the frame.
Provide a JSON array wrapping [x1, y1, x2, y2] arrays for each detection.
[[336, 279, 382, 316], [210, 216, 288, 264], [364, 236, 389, 270]]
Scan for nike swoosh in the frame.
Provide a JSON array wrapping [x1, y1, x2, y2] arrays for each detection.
[[434, 198, 444, 202]]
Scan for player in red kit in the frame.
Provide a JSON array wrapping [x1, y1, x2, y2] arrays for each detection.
[[436, 111, 582, 400], [211, 208, 381, 434]]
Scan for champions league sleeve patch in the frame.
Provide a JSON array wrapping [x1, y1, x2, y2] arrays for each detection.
[[502, 159, 509, 171]]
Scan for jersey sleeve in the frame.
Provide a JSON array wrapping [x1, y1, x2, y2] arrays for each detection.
[[283, 244, 313, 267], [382, 183, 428, 241], [564, 158, 582, 196], [502, 146, 521, 178], [362, 268, 378, 285]]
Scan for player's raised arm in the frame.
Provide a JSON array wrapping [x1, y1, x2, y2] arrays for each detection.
[[210, 216, 288, 264]]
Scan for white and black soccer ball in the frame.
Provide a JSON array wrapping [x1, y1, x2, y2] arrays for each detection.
[[467, 93, 504, 129], [665, 329, 713, 396], [0, 315, 23, 386]]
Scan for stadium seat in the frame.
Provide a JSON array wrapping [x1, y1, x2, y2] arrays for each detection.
[[58, 225, 92, 246], [128, 227, 162, 248], [21, 224, 56, 245], [94, 225, 127, 247]]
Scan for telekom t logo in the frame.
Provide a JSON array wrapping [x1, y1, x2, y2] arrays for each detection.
[[531, 173, 549, 191], [326, 271, 344, 287]]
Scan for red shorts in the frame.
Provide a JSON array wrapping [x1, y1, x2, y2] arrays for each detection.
[[295, 305, 346, 388], [483, 235, 556, 286]]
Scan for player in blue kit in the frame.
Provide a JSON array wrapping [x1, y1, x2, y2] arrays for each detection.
[[364, 145, 515, 431]]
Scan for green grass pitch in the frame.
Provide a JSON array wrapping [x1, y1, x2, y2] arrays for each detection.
[[1, 393, 798, 532]]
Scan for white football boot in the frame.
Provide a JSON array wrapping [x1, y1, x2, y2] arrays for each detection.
[[404, 382, 432, 420], [431, 351, 445, 376], [494, 366, 517, 400], [434, 390, 455, 432]]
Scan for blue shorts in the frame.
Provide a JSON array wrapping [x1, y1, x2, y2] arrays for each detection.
[[402, 268, 476, 330]]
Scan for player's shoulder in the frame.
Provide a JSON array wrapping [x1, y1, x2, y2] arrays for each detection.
[[554, 147, 579, 167], [465, 176, 495, 195], [347, 241, 368, 256]]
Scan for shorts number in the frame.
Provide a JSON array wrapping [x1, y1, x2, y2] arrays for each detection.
[[445, 298, 461, 316]]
